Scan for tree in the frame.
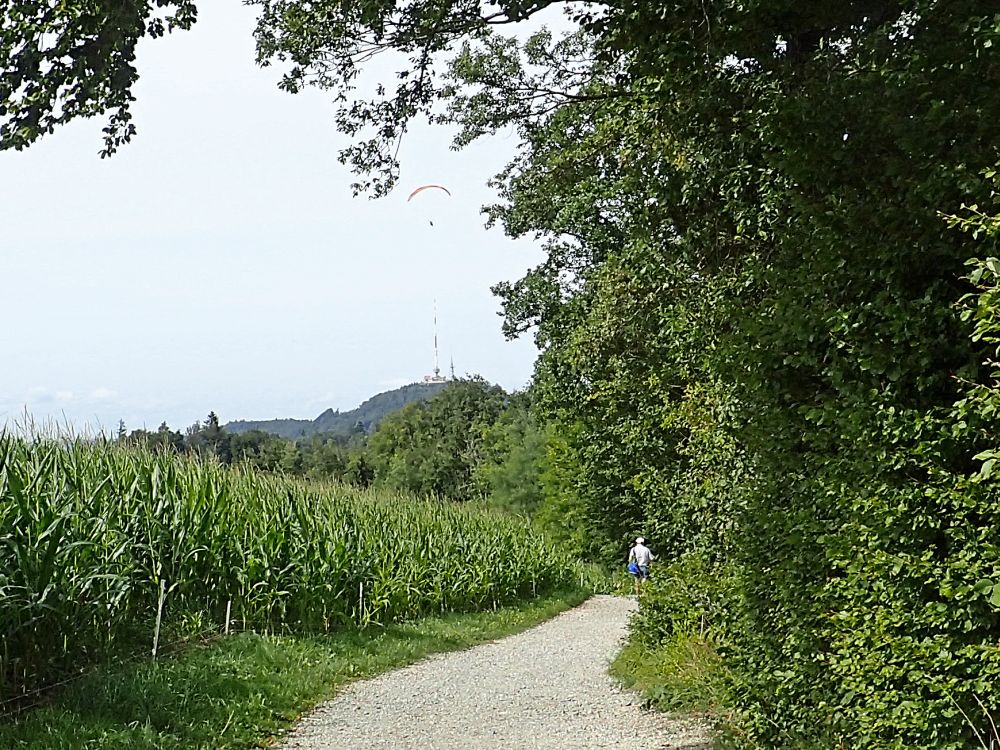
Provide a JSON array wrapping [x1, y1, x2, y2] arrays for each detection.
[[1, 1, 197, 155], [279, 440, 303, 473], [156, 421, 185, 452], [472, 392, 546, 516], [230, 429, 286, 471], [343, 450, 374, 487], [184, 411, 232, 462], [367, 377, 507, 499]]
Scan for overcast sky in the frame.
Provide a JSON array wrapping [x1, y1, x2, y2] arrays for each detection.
[[2, 1, 549, 433]]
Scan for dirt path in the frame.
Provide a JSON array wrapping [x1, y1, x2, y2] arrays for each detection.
[[276, 595, 711, 750]]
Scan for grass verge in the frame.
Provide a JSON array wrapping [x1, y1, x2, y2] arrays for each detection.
[[609, 631, 729, 716], [0, 589, 588, 749]]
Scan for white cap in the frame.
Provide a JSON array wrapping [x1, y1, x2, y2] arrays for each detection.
[[635, 537, 644, 544]]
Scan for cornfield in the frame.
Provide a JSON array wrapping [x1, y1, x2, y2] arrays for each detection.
[[0, 434, 573, 704]]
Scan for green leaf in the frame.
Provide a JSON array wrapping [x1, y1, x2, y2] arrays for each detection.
[[980, 458, 996, 480]]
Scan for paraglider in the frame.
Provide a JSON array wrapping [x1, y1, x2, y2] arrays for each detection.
[[407, 184, 451, 201], [408, 185, 451, 225]]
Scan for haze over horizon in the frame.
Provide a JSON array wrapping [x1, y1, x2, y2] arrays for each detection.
[[2, 1, 548, 433]]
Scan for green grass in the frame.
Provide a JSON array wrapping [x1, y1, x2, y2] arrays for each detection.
[[0, 589, 588, 749], [610, 632, 730, 717]]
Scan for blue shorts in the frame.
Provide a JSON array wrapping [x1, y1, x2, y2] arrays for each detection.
[[629, 564, 650, 579]]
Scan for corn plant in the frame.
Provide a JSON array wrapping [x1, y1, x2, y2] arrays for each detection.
[[0, 435, 573, 704]]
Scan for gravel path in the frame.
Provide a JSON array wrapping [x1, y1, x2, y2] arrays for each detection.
[[276, 595, 711, 750]]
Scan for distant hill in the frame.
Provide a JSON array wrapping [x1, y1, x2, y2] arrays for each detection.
[[225, 382, 447, 439]]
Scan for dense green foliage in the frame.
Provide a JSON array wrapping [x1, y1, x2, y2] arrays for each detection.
[[0, 434, 573, 704], [472, 392, 550, 515], [365, 378, 505, 498], [0, 591, 587, 749]]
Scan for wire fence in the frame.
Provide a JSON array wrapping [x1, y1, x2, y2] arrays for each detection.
[[0, 576, 350, 722], [0, 573, 584, 721], [0, 603, 248, 720]]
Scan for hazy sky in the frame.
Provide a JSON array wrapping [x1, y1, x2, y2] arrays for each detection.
[[2, 2, 549, 432]]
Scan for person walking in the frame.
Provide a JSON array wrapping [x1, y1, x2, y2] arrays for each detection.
[[627, 536, 653, 596]]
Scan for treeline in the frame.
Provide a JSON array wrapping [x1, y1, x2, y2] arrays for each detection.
[[121, 378, 550, 517]]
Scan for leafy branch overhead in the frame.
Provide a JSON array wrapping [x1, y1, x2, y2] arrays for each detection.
[[0, 1, 197, 155], [250, 0, 623, 195], [2, 1, 908, 182]]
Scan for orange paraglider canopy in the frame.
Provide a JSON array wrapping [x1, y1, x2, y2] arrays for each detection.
[[407, 184, 452, 201]]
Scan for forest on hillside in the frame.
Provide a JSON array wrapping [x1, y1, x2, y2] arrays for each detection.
[[224, 382, 447, 439], [7, 0, 1000, 746], [122, 378, 551, 518]]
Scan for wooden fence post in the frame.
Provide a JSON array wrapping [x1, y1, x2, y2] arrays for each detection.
[[152, 578, 167, 659], [358, 581, 364, 627]]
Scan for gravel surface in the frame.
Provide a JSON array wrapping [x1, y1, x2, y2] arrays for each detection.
[[276, 595, 712, 749]]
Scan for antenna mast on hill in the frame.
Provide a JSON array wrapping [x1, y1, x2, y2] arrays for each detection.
[[434, 301, 440, 379], [423, 300, 448, 384]]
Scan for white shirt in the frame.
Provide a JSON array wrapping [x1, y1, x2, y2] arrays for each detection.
[[629, 543, 652, 566]]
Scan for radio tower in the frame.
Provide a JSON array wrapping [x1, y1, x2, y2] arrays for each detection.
[[423, 301, 447, 384]]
